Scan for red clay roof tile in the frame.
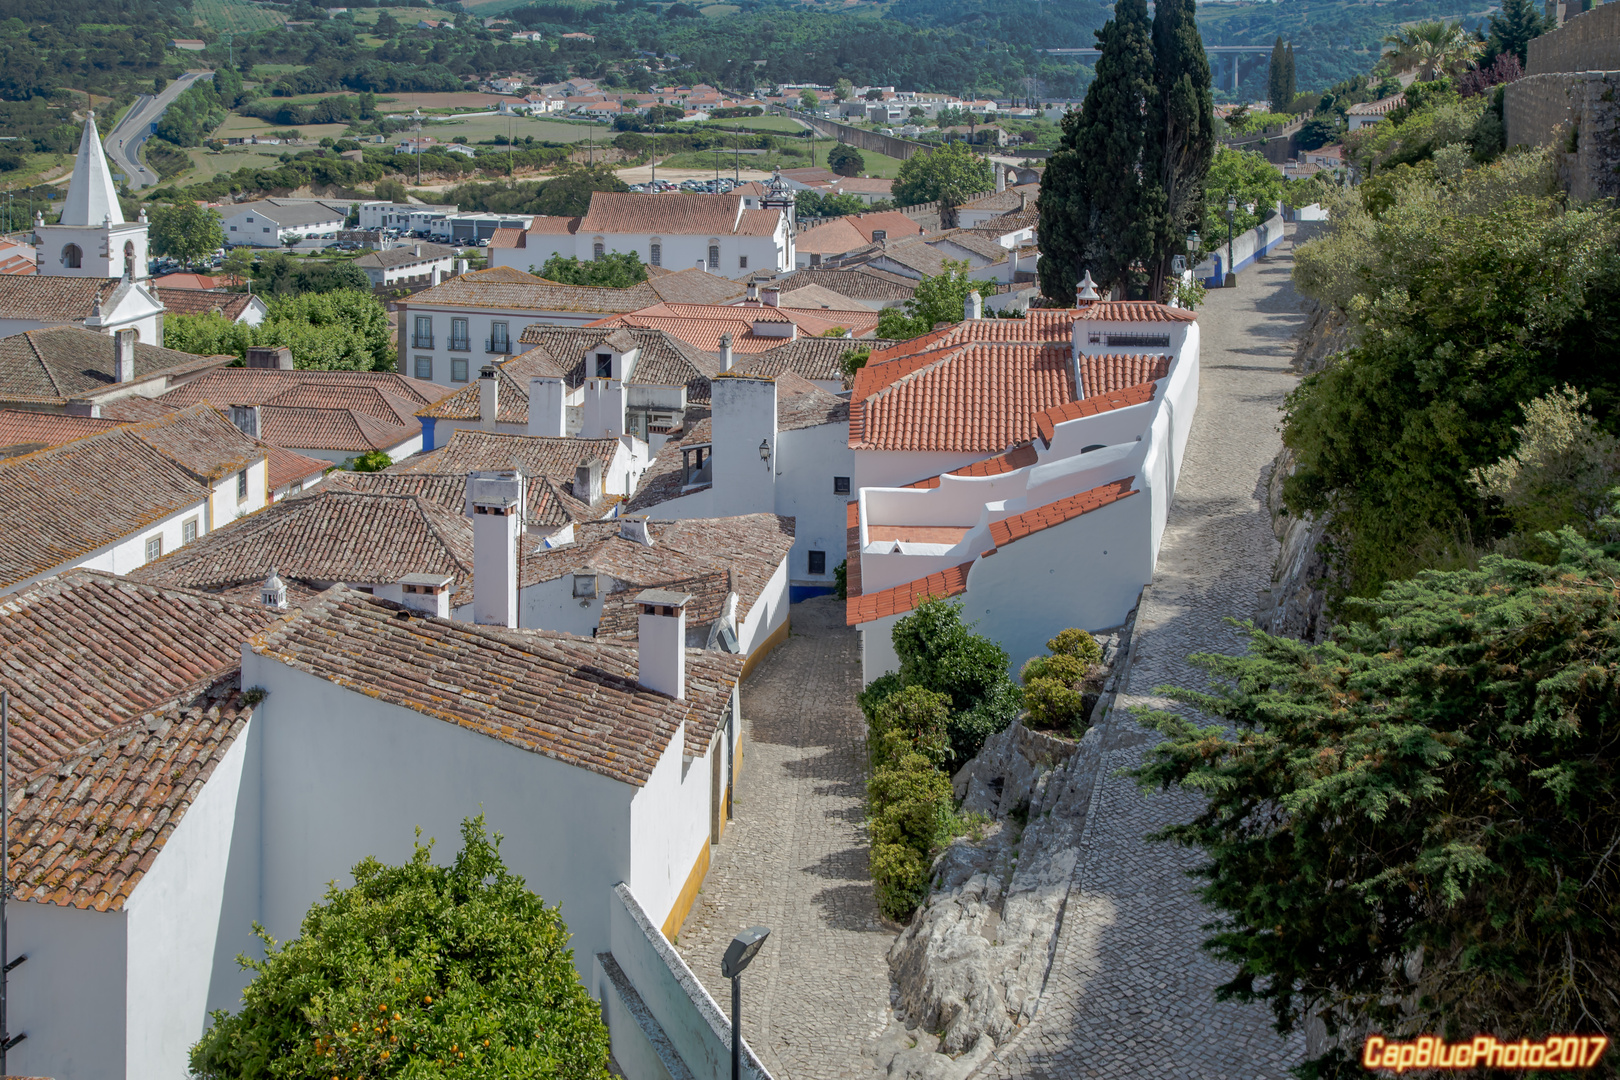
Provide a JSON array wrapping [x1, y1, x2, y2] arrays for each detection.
[[985, 477, 1137, 549], [845, 561, 972, 625]]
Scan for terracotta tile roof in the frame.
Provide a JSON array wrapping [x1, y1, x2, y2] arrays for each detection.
[[1078, 353, 1172, 396], [933, 230, 1014, 262], [129, 489, 476, 597], [1033, 381, 1159, 446], [985, 477, 1137, 549], [767, 268, 917, 303], [780, 167, 840, 185], [152, 272, 245, 290], [845, 561, 971, 625], [850, 342, 1075, 453], [323, 469, 600, 530], [248, 588, 744, 786], [392, 428, 619, 484], [0, 276, 117, 323], [0, 327, 230, 407], [0, 408, 121, 450], [257, 405, 418, 453], [595, 570, 731, 640], [155, 288, 257, 320], [773, 376, 850, 432], [865, 238, 951, 277], [577, 192, 763, 236], [514, 326, 721, 404], [258, 384, 424, 429], [127, 402, 266, 482], [620, 416, 713, 514], [263, 443, 329, 491], [406, 265, 661, 313], [523, 514, 795, 628], [954, 442, 1039, 478], [487, 226, 525, 248], [513, 215, 583, 237], [9, 675, 252, 911], [0, 427, 217, 591], [645, 269, 749, 305], [417, 345, 571, 423], [795, 212, 923, 256], [958, 184, 1040, 214], [98, 395, 178, 422], [974, 206, 1039, 234], [0, 570, 274, 782], [158, 368, 455, 411], [732, 336, 897, 385], [1073, 301, 1196, 324], [353, 242, 457, 270], [776, 283, 880, 313], [589, 302, 879, 353]]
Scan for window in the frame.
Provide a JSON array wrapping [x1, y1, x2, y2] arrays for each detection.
[[593, 241, 605, 259], [489, 321, 510, 353], [144, 535, 162, 563], [808, 550, 827, 575], [810, 253, 822, 267], [415, 355, 432, 379], [872, 229, 887, 242], [182, 518, 198, 544], [62, 244, 82, 269], [595, 352, 613, 378], [263, 227, 271, 234], [236, 470, 249, 501], [708, 244, 720, 270], [573, 574, 597, 598], [229, 225, 237, 232], [449, 317, 470, 351], [649, 242, 661, 267], [451, 357, 469, 382], [738, 255, 748, 269], [246, 216, 254, 222], [833, 476, 851, 495]]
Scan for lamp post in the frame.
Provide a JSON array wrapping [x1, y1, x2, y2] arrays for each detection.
[[722, 926, 771, 1080], [758, 438, 771, 470], [1224, 194, 1237, 288]]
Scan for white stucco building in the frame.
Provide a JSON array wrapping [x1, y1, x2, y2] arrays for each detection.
[[219, 200, 347, 247], [489, 187, 796, 279], [845, 295, 1200, 680]]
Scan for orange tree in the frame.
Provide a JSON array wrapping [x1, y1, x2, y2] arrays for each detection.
[[189, 816, 610, 1080]]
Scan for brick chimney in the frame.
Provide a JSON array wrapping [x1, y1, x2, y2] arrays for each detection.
[[466, 470, 524, 628], [397, 572, 453, 618], [113, 328, 137, 383], [479, 365, 499, 430], [636, 588, 691, 699]]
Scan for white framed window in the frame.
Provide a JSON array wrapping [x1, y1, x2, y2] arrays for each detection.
[[451, 357, 469, 382], [182, 517, 198, 544], [415, 355, 432, 379], [708, 243, 720, 269], [237, 469, 249, 501], [144, 535, 162, 563], [649, 241, 661, 266]]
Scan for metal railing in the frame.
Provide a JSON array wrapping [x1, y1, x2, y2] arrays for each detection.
[[448, 337, 472, 352], [411, 334, 434, 348], [485, 338, 513, 354]]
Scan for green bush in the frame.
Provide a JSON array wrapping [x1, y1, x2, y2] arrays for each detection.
[[1044, 628, 1102, 666], [890, 597, 1021, 766], [867, 750, 953, 920], [1020, 629, 1104, 733], [189, 816, 611, 1080], [868, 685, 952, 770]]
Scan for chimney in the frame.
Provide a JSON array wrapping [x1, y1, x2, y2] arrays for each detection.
[[719, 332, 734, 371], [618, 513, 655, 546], [1018, 190, 1028, 212], [455, 257, 469, 275], [965, 290, 982, 321], [65, 398, 100, 419], [761, 287, 780, 308], [580, 377, 626, 439], [466, 470, 524, 628], [527, 376, 567, 438], [636, 588, 691, 699], [414, 244, 421, 256], [745, 280, 759, 303], [113, 328, 137, 383], [246, 345, 294, 370], [696, 259, 707, 274], [710, 373, 777, 516], [229, 404, 261, 439], [478, 365, 499, 430], [398, 572, 453, 618], [574, 457, 604, 502], [995, 162, 1006, 193], [1075, 269, 1099, 307], [261, 568, 288, 610], [431, 265, 443, 286]]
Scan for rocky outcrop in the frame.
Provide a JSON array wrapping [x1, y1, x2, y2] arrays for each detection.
[[1255, 298, 1349, 642]]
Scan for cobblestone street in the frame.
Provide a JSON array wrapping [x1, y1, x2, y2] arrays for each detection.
[[675, 596, 894, 1080], [982, 235, 1309, 1079]]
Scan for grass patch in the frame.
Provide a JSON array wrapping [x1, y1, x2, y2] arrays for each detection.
[[0, 152, 72, 192], [192, 0, 289, 30], [417, 115, 600, 143]]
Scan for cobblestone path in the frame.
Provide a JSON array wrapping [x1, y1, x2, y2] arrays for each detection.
[[675, 596, 894, 1080], [983, 236, 1310, 1080]]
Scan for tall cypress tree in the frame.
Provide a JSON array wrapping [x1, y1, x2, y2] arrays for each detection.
[[1149, 0, 1215, 300], [1268, 36, 1288, 109], [1036, 0, 1160, 301], [1285, 42, 1297, 103]]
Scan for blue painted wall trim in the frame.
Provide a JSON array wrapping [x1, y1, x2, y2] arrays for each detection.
[[421, 416, 436, 452], [790, 584, 835, 603]]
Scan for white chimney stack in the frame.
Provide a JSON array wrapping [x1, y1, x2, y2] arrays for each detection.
[[636, 588, 690, 699], [745, 281, 759, 304], [580, 377, 626, 439], [229, 404, 262, 439], [965, 290, 982, 321], [456, 257, 469, 275], [995, 162, 1006, 193], [431, 265, 443, 286], [478, 366, 499, 430], [719, 332, 734, 371], [696, 259, 707, 274], [1076, 269, 1099, 306], [527, 375, 567, 438], [261, 568, 288, 610], [619, 514, 655, 546], [65, 398, 100, 418], [466, 470, 524, 628], [398, 572, 453, 618], [113, 328, 137, 383], [761, 287, 780, 308]]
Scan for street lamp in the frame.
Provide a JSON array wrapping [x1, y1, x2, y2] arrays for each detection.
[[1225, 193, 1237, 288], [722, 926, 771, 1080], [758, 438, 771, 468]]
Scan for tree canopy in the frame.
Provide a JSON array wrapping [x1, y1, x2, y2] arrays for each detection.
[[165, 289, 395, 371], [535, 251, 647, 288], [149, 202, 225, 265], [891, 141, 993, 214], [875, 258, 996, 340], [827, 142, 865, 178], [1135, 535, 1620, 1076], [190, 816, 611, 1080]]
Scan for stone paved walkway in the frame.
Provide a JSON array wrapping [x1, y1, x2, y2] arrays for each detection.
[[675, 596, 894, 1080], [981, 235, 1310, 1079]]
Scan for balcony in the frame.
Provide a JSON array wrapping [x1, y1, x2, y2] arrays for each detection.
[[448, 338, 472, 352], [411, 335, 434, 349], [485, 338, 513, 354]]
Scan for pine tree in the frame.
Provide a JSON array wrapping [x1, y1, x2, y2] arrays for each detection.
[[1486, 0, 1546, 66], [1149, 0, 1215, 300], [1037, 0, 1161, 301], [1268, 36, 1288, 109]]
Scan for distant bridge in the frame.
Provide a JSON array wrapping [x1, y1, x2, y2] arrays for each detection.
[[1045, 44, 1274, 91]]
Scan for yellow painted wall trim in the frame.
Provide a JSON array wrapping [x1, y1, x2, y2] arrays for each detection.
[[661, 839, 711, 940], [739, 615, 790, 680]]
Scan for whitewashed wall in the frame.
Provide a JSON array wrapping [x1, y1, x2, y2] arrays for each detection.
[[736, 557, 789, 657], [773, 423, 853, 591], [491, 225, 791, 278], [206, 457, 269, 527], [6, 903, 128, 1080], [520, 574, 605, 636], [627, 719, 713, 928]]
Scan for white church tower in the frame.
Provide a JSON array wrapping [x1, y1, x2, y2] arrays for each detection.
[[34, 113, 151, 280]]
